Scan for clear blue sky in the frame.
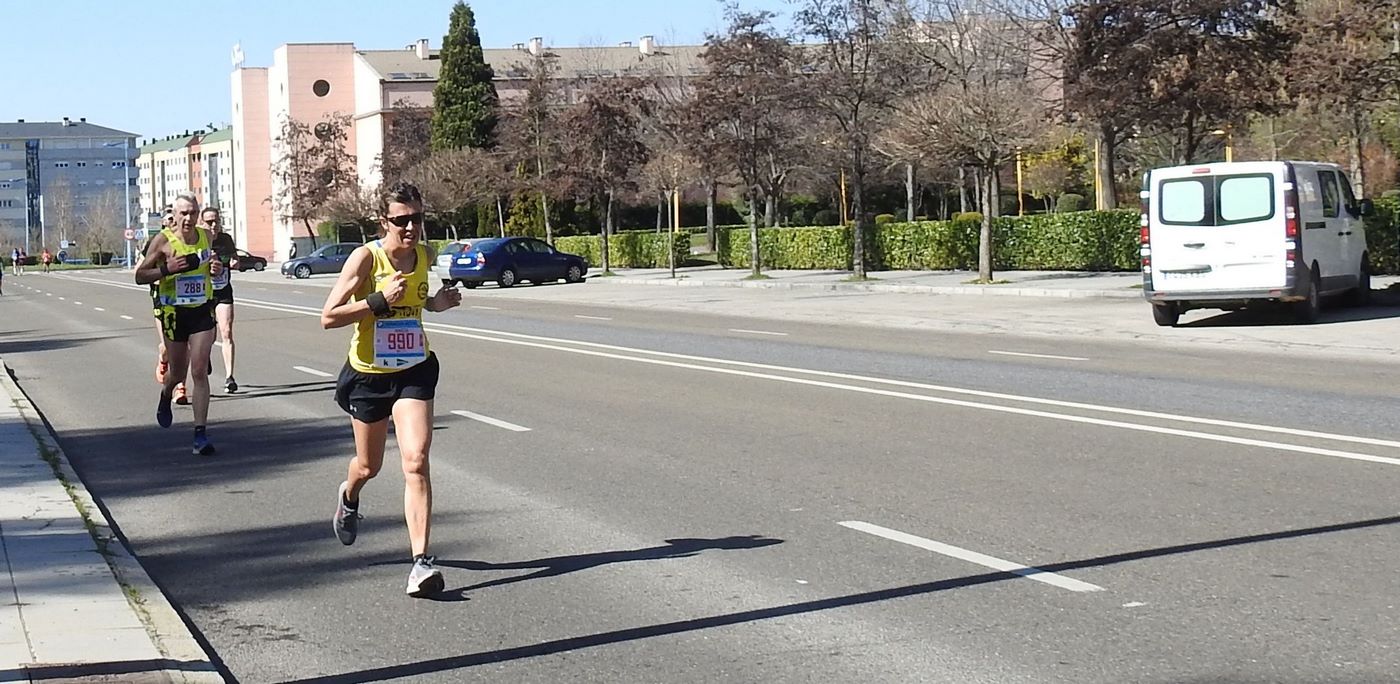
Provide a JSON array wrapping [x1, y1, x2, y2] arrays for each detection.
[[0, 0, 790, 144]]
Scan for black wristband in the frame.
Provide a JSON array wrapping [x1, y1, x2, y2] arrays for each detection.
[[366, 291, 391, 317], [159, 262, 169, 277]]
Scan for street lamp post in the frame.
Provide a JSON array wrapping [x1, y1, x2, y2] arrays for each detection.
[[103, 139, 134, 269]]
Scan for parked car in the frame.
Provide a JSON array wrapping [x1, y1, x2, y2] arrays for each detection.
[[442, 237, 587, 289], [281, 242, 361, 279], [234, 249, 268, 272], [431, 240, 476, 285], [1141, 161, 1373, 327]]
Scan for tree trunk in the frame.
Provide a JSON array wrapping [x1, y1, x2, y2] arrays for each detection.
[[970, 167, 983, 213], [1096, 124, 1119, 210], [656, 194, 665, 233], [496, 197, 505, 237], [748, 189, 761, 278], [979, 165, 995, 283], [301, 217, 319, 250], [906, 163, 916, 222], [540, 192, 552, 244], [1349, 107, 1366, 198], [764, 194, 776, 228], [705, 179, 717, 253], [958, 167, 970, 214], [852, 171, 866, 279], [1267, 117, 1279, 162], [603, 190, 614, 274]]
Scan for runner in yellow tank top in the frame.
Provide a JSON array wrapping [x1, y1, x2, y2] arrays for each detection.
[[320, 182, 461, 598], [134, 194, 224, 456]]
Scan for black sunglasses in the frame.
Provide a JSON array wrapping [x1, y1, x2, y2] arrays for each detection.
[[385, 212, 424, 228]]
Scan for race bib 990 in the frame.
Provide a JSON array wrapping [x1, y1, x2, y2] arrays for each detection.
[[373, 318, 426, 370]]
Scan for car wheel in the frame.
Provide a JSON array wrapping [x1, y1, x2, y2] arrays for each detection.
[[565, 265, 584, 283], [1151, 303, 1180, 327], [254, 262, 265, 272], [294, 264, 311, 279], [498, 268, 517, 288], [463, 281, 479, 289], [1293, 267, 1322, 324], [1346, 257, 1371, 307]]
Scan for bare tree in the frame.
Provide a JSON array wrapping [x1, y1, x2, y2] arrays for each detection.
[[500, 49, 566, 243], [378, 98, 433, 183], [408, 147, 513, 238], [559, 78, 649, 274], [794, 0, 910, 278], [43, 177, 76, 251], [269, 113, 358, 250], [81, 187, 126, 261]]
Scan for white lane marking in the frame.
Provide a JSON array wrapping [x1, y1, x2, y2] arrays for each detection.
[[839, 521, 1104, 593], [1122, 602, 1147, 608], [451, 410, 531, 432], [257, 287, 268, 291], [470, 305, 499, 310], [120, 315, 134, 320], [54, 275, 1400, 462], [73, 301, 83, 305], [293, 366, 334, 378], [93, 307, 105, 312], [45, 293, 51, 296], [57, 296, 64, 300], [730, 328, 788, 336], [574, 314, 612, 321], [293, 290, 305, 294], [988, 350, 1088, 362]]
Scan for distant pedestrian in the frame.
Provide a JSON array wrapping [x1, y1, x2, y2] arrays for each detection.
[[288, 241, 298, 260], [10, 248, 20, 276], [41, 249, 52, 273]]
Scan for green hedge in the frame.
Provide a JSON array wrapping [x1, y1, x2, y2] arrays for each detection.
[[554, 232, 688, 269], [1365, 197, 1399, 275], [717, 210, 1140, 271]]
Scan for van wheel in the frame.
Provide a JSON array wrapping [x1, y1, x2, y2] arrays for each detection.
[[1151, 304, 1180, 327], [1294, 268, 1322, 324], [1346, 257, 1371, 307]]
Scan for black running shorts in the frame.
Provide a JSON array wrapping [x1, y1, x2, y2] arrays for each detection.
[[335, 353, 440, 424], [155, 302, 216, 343], [213, 284, 234, 306]]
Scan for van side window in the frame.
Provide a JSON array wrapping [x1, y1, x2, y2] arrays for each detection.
[[1318, 171, 1340, 219], [1338, 173, 1358, 214]]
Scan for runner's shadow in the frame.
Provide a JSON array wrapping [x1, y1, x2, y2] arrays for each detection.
[[378, 535, 784, 597], [214, 381, 335, 400]]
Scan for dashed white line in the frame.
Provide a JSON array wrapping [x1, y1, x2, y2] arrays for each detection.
[[470, 305, 499, 310], [451, 410, 531, 432], [93, 307, 105, 312], [293, 366, 334, 378], [120, 315, 134, 320], [988, 350, 1089, 362], [730, 328, 788, 336], [57, 296, 64, 300], [45, 293, 51, 296], [839, 521, 1104, 593], [73, 301, 83, 306], [574, 314, 612, 321]]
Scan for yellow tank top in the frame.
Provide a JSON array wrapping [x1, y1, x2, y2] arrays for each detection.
[[348, 241, 432, 374], [155, 227, 212, 308]]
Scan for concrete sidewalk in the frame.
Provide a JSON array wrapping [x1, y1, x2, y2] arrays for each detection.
[[569, 266, 1400, 299], [0, 362, 222, 683]]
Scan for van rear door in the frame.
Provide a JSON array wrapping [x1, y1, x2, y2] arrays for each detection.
[[1148, 165, 1286, 293]]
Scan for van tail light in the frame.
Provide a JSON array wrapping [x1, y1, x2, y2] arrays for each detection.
[[1284, 183, 1299, 269], [1139, 195, 1151, 271]]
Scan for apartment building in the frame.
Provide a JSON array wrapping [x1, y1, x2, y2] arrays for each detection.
[[0, 119, 138, 252], [136, 127, 238, 242]]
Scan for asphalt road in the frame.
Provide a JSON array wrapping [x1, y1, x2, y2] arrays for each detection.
[[2, 269, 1399, 683]]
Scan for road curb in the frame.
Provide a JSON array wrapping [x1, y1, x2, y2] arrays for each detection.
[[0, 360, 226, 683], [587, 275, 1144, 299]]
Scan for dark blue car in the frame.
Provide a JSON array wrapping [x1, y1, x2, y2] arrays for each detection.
[[441, 237, 587, 289]]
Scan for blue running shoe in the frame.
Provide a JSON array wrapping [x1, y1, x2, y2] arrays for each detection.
[[156, 392, 173, 429], [192, 434, 216, 456]]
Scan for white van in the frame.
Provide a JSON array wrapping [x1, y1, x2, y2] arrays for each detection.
[[1140, 161, 1374, 326]]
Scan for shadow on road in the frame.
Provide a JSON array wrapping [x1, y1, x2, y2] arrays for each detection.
[[368, 535, 784, 600], [1185, 295, 1400, 328], [0, 332, 124, 355], [0, 658, 214, 682], [282, 514, 1400, 684]]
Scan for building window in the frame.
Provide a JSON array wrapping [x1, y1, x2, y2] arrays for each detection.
[[0, 143, 9, 150], [77, 161, 87, 167], [54, 162, 69, 168], [313, 79, 331, 97]]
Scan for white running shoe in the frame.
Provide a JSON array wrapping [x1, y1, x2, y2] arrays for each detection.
[[406, 555, 444, 598]]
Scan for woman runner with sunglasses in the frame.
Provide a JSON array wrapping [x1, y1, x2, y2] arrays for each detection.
[[321, 181, 461, 597]]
